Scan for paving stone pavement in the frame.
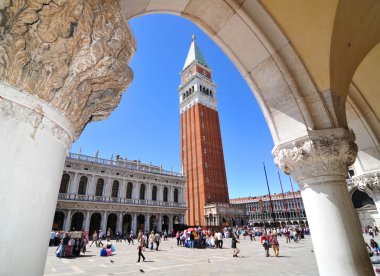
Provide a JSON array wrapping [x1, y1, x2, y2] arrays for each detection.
[[44, 235, 319, 276]]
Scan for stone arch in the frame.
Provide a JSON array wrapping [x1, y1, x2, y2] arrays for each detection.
[[106, 213, 118, 237], [163, 187, 168, 202], [78, 176, 88, 195], [139, 183, 146, 200], [136, 214, 145, 233], [152, 185, 157, 201], [59, 174, 70, 194], [111, 180, 120, 198], [70, 212, 84, 231], [52, 211, 65, 230], [126, 182, 133, 199], [95, 178, 105, 197], [89, 213, 102, 237], [351, 190, 375, 209], [122, 214, 132, 234], [120, 1, 336, 145]]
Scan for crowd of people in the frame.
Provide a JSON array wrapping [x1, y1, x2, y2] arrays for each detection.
[[50, 224, 309, 261]]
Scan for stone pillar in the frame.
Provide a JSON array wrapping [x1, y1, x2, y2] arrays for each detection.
[[105, 177, 112, 197], [132, 213, 137, 235], [169, 214, 174, 232], [146, 213, 151, 232], [84, 210, 91, 231], [117, 213, 123, 233], [0, 83, 74, 275], [0, 0, 135, 274], [69, 173, 79, 194], [88, 175, 96, 196], [157, 215, 162, 232], [64, 210, 72, 232], [101, 212, 108, 234], [273, 129, 373, 276]]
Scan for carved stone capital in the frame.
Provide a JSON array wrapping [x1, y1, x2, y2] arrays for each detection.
[[350, 172, 380, 196], [273, 129, 358, 184], [0, 0, 136, 138]]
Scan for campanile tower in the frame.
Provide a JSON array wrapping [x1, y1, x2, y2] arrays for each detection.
[[179, 35, 229, 226]]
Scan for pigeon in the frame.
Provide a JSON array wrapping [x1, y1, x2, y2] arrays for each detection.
[[110, 260, 114, 263], [311, 250, 314, 253], [139, 268, 145, 273]]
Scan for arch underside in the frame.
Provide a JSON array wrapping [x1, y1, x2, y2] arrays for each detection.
[[118, 0, 380, 157]]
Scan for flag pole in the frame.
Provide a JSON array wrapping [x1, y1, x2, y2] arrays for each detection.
[[263, 163, 276, 226], [278, 171, 290, 225], [289, 176, 301, 225]]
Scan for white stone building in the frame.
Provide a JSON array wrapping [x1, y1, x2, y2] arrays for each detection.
[[53, 153, 186, 236]]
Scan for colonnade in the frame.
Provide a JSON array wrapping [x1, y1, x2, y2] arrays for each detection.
[[54, 209, 185, 236]]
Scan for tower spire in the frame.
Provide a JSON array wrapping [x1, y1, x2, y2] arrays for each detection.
[[183, 34, 208, 70]]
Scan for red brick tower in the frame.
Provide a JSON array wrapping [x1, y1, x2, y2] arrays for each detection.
[[179, 35, 230, 226]]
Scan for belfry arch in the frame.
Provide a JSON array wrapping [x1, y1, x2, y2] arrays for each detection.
[[0, 1, 379, 275]]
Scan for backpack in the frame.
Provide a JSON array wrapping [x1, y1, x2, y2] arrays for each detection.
[[100, 248, 107, 257], [272, 236, 278, 245]]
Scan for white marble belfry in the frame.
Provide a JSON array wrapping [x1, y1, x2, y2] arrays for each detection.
[[0, 83, 74, 275], [274, 128, 373, 276]]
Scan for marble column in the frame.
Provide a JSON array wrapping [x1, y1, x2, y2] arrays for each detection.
[[84, 210, 91, 231], [64, 210, 72, 232], [145, 213, 151, 232], [101, 212, 108, 234], [274, 129, 373, 276], [69, 173, 79, 195], [158, 215, 162, 232], [169, 214, 174, 232], [117, 213, 123, 233], [0, 1, 135, 274], [132, 213, 137, 235]]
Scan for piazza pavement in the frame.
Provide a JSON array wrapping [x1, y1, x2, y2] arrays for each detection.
[[44, 234, 320, 276]]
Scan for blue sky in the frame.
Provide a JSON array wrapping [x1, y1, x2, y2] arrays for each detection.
[[71, 14, 298, 198]]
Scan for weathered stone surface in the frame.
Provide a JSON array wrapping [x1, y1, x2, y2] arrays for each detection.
[[0, 0, 136, 138]]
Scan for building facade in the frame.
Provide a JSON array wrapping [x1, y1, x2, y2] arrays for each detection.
[[53, 153, 186, 236], [230, 192, 307, 226], [179, 35, 230, 226]]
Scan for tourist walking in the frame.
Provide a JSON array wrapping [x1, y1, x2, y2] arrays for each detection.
[[116, 231, 121, 243], [370, 239, 380, 256], [149, 231, 155, 251], [155, 232, 161, 251], [176, 231, 181, 246], [89, 231, 98, 247], [137, 231, 146, 262], [164, 229, 168, 241], [129, 231, 134, 245], [260, 232, 271, 257], [231, 234, 240, 257], [270, 233, 280, 257], [98, 230, 104, 247]]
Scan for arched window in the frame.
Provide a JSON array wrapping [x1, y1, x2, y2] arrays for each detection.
[[78, 176, 87, 195], [111, 180, 119, 198], [59, 174, 70, 193], [163, 187, 168, 202], [126, 182, 133, 199], [174, 188, 179, 203], [200, 85, 202, 91], [95, 178, 104, 196], [152, 185, 157, 201], [210, 91, 213, 98], [139, 184, 146, 200]]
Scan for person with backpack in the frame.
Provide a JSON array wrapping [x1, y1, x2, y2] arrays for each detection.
[[260, 232, 271, 257], [270, 233, 280, 257]]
